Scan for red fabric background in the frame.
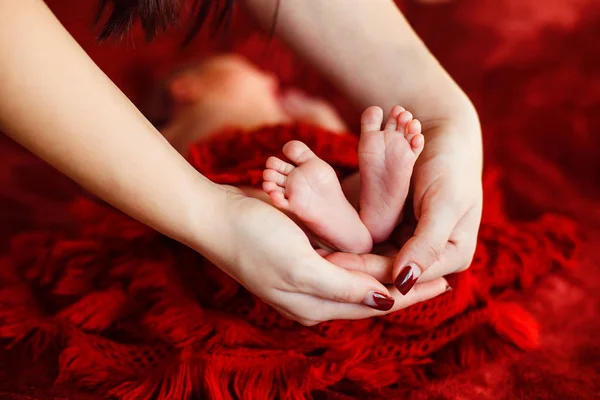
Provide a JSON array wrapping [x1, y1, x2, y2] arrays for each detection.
[[0, 0, 599, 398]]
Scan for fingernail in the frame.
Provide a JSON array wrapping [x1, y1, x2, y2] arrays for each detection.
[[394, 264, 420, 295], [445, 284, 453, 293], [365, 292, 395, 311]]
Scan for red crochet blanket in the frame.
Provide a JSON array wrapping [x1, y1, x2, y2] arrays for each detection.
[[0, 123, 578, 399], [0, 0, 598, 398]]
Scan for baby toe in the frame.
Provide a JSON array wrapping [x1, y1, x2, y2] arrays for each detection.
[[385, 105, 405, 131], [262, 180, 284, 193], [266, 156, 294, 175], [405, 119, 422, 140], [397, 111, 413, 134], [263, 169, 288, 186], [409, 133, 425, 156], [282, 140, 317, 165], [269, 190, 289, 209], [360, 106, 384, 133]]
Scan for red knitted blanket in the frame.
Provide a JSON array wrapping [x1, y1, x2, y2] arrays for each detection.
[[0, 123, 578, 399], [0, 0, 598, 398]]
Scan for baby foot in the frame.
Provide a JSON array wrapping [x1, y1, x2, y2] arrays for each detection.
[[358, 106, 424, 243], [262, 141, 372, 253]]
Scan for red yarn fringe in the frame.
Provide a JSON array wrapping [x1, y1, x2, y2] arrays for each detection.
[[0, 124, 579, 399]]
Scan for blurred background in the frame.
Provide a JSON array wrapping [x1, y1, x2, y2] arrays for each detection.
[[0, 0, 598, 398]]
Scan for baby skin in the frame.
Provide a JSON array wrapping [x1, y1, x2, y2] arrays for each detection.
[[263, 106, 424, 254], [153, 54, 423, 254]]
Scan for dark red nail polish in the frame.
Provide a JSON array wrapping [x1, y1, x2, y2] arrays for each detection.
[[395, 265, 417, 295], [369, 292, 395, 311]]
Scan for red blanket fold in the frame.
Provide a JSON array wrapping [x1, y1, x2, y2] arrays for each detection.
[[0, 123, 578, 400], [1, 0, 597, 398]]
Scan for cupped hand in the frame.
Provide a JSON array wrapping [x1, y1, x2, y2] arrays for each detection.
[[325, 112, 483, 298], [213, 188, 448, 325], [391, 115, 483, 294]]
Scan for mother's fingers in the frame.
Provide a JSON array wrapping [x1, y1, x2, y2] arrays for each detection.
[[275, 277, 449, 324], [324, 252, 396, 283], [415, 205, 481, 282], [323, 210, 479, 288], [416, 243, 462, 282], [392, 202, 458, 294], [294, 253, 396, 311], [320, 277, 449, 321]]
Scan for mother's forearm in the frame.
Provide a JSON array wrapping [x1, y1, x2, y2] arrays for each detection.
[[243, 0, 475, 128], [0, 0, 225, 251]]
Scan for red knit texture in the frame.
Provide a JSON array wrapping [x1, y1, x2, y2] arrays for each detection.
[[0, 0, 598, 398], [0, 122, 579, 399]]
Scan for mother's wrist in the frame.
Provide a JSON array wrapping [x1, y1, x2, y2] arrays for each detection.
[[422, 88, 478, 128], [422, 94, 481, 150], [418, 97, 483, 172], [178, 179, 239, 257]]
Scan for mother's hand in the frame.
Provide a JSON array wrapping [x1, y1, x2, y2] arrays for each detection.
[[391, 116, 483, 294], [214, 188, 449, 325], [332, 117, 483, 296], [241, 0, 484, 294]]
